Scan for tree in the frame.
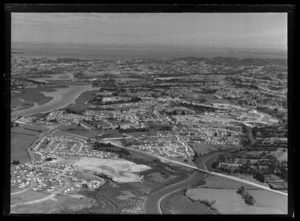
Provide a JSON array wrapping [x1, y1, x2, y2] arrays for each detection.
[[212, 161, 219, 169], [12, 160, 20, 165], [254, 172, 265, 182], [192, 152, 199, 163], [245, 159, 251, 169], [244, 193, 255, 205], [82, 184, 88, 189], [237, 186, 246, 196], [218, 155, 226, 162], [260, 151, 267, 158], [280, 166, 288, 180], [252, 127, 258, 138]]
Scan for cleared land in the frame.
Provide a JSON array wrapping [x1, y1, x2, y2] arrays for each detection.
[[73, 157, 152, 183]]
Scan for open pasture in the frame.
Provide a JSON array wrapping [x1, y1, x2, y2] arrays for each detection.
[[11, 124, 46, 162]]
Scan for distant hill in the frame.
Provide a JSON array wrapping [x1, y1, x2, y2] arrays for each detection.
[[204, 57, 287, 66], [171, 56, 287, 66]]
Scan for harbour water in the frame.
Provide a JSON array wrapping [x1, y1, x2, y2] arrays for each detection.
[[12, 84, 98, 118]]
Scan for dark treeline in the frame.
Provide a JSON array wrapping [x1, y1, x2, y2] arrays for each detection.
[[93, 142, 130, 158]]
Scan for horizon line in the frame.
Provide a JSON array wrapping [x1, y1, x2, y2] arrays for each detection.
[[12, 41, 287, 51]]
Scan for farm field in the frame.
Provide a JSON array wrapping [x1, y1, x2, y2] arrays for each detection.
[[233, 174, 269, 188], [247, 190, 287, 214], [11, 124, 46, 163], [186, 188, 252, 214], [11, 133, 36, 162], [161, 189, 217, 214], [11, 199, 58, 214], [186, 181, 288, 214], [11, 190, 48, 205], [11, 195, 97, 214], [73, 157, 152, 183], [200, 174, 256, 189]]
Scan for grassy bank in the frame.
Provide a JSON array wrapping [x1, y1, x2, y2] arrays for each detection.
[[74, 90, 98, 105]]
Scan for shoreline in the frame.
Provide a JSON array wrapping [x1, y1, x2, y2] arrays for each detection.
[[11, 84, 98, 118]]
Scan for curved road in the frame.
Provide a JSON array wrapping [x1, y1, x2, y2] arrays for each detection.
[[11, 182, 69, 208], [145, 171, 206, 214]]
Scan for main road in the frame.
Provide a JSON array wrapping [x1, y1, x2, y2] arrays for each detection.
[[145, 170, 208, 214]]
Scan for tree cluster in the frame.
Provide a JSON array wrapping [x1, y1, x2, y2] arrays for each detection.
[[237, 186, 256, 206], [12, 160, 20, 165], [94, 142, 131, 158]]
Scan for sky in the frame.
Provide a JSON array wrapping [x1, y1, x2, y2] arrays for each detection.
[[11, 13, 287, 49]]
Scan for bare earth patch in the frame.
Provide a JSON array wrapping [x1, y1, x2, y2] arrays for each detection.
[[73, 157, 152, 183]]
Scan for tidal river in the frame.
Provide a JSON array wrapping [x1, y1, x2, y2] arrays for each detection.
[[12, 84, 98, 118]]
